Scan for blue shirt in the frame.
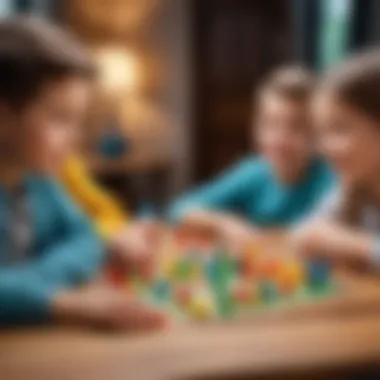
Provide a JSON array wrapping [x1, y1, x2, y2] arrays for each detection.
[[0, 175, 104, 325], [168, 156, 335, 227]]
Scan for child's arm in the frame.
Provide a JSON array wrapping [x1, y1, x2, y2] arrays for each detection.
[[0, 266, 56, 324], [0, 181, 104, 324], [293, 221, 373, 264], [34, 180, 105, 288], [292, 191, 376, 266], [0, 268, 166, 329], [168, 159, 260, 226]]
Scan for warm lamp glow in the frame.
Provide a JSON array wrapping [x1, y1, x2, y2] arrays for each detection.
[[95, 47, 140, 95]]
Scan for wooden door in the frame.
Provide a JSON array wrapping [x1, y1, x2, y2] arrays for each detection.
[[192, 0, 293, 181]]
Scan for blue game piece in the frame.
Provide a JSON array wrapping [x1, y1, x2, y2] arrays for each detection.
[[153, 279, 171, 302], [306, 258, 331, 289]]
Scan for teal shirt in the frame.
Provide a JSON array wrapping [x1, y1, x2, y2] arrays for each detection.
[[168, 156, 335, 227], [0, 176, 104, 325]]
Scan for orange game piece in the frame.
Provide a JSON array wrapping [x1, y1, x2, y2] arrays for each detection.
[[259, 258, 282, 279], [276, 261, 304, 294], [231, 281, 257, 304]]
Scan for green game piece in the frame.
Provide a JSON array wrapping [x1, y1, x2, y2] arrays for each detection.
[[175, 257, 193, 281], [208, 245, 236, 318], [259, 280, 278, 303]]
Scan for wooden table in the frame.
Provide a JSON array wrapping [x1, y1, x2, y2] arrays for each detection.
[[2, 272, 380, 380], [3, 230, 380, 380]]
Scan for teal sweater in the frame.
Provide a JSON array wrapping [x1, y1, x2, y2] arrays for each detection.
[[0, 176, 104, 325], [168, 156, 334, 227]]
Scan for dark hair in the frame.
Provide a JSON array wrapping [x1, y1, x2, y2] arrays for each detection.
[[259, 66, 316, 103], [318, 50, 380, 122], [317, 51, 380, 225], [0, 16, 95, 108]]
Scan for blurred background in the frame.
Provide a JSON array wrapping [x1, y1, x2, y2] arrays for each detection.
[[2, 0, 379, 213]]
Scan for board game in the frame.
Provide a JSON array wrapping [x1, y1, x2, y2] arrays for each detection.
[[107, 228, 337, 323]]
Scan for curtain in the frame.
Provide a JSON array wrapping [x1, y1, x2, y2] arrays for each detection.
[[318, 0, 353, 69]]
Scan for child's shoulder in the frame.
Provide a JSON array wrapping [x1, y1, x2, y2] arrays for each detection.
[[311, 157, 336, 183], [26, 174, 66, 197], [229, 155, 270, 176]]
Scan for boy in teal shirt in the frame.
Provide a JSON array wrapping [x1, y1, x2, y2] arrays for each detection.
[[0, 17, 164, 329], [0, 177, 103, 324], [169, 67, 334, 245]]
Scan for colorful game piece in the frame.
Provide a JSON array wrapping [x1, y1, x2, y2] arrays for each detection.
[[259, 280, 278, 303], [231, 281, 257, 305], [161, 254, 177, 279], [175, 285, 192, 307], [152, 279, 171, 302], [105, 259, 127, 288], [306, 258, 331, 290], [124, 228, 336, 322], [136, 258, 156, 283], [259, 258, 282, 279], [240, 255, 257, 278], [188, 293, 215, 320], [276, 261, 304, 294]]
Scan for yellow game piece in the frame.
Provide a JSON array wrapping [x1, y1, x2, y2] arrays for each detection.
[[161, 255, 177, 279], [276, 261, 304, 293], [188, 294, 214, 320]]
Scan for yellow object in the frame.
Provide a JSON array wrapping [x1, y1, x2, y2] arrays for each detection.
[[188, 294, 214, 320], [161, 255, 178, 279], [60, 156, 126, 239], [277, 261, 304, 293]]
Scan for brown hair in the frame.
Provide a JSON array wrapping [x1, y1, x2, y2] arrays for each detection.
[[317, 51, 380, 224], [0, 16, 95, 108], [259, 65, 316, 103]]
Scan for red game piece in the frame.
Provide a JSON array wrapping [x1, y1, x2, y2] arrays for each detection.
[[137, 259, 156, 282], [175, 285, 192, 306], [105, 258, 127, 288], [231, 282, 256, 304], [241, 256, 257, 278]]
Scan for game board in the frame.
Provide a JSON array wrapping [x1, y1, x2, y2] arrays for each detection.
[[108, 228, 337, 323]]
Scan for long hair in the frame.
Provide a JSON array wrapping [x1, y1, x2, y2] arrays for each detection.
[[317, 51, 380, 225]]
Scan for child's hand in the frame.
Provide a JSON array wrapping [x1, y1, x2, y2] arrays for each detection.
[[218, 216, 257, 253], [291, 221, 372, 264], [53, 285, 168, 330], [110, 221, 162, 266]]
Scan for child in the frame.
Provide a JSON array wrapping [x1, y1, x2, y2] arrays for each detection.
[[168, 67, 334, 247], [293, 52, 380, 267], [0, 17, 164, 329]]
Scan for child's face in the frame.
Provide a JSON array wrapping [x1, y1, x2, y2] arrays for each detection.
[[313, 93, 380, 186], [2, 77, 91, 174], [256, 94, 312, 179]]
